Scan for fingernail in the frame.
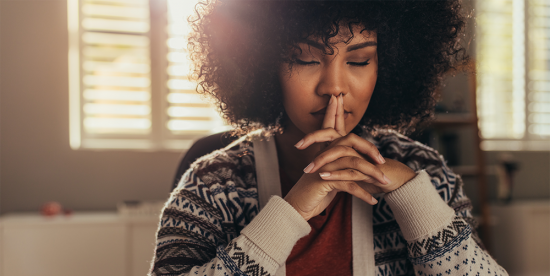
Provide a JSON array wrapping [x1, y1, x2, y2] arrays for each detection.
[[303, 162, 314, 173], [319, 172, 331, 178], [329, 95, 335, 105], [378, 154, 385, 164], [383, 175, 391, 185], [294, 139, 304, 148], [372, 197, 378, 204]]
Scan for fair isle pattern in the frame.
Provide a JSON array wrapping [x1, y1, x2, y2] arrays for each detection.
[[376, 259, 415, 276], [371, 130, 480, 276], [411, 226, 472, 265], [408, 217, 470, 259], [415, 242, 508, 276], [151, 141, 261, 275], [224, 242, 271, 276], [216, 245, 248, 276], [150, 129, 503, 276]]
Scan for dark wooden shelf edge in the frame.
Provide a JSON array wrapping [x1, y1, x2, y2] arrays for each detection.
[[449, 165, 496, 176], [432, 114, 477, 126]]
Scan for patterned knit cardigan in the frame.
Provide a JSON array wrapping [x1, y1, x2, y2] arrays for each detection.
[[149, 130, 508, 276]]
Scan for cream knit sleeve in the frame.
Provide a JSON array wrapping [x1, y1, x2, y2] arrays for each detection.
[[384, 170, 508, 276], [149, 170, 310, 276]]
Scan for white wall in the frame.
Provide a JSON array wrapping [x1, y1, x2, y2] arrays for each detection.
[[0, 0, 182, 214]]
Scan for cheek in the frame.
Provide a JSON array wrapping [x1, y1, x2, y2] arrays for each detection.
[[280, 72, 314, 112], [352, 69, 378, 104], [348, 69, 377, 131], [280, 79, 300, 114], [279, 71, 320, 133]]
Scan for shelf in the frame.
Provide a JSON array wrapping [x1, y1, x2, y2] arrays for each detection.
[[449, 165, 479, 176], [433, 113, 477, 126], [449, 165, 496, 176]]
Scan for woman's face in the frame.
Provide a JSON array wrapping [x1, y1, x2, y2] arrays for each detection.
[[279, 26, 378, 136]]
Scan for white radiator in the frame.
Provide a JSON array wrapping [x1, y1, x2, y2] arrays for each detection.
[[0, 212, 159, 276]]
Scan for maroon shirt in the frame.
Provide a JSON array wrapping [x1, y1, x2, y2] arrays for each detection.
[[280, 168, 353, 276]]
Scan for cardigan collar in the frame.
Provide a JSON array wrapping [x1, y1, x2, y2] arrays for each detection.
[[252, 136, 376, 276]]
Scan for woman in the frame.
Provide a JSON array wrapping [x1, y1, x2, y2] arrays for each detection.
[[150, 1, 508, 275]]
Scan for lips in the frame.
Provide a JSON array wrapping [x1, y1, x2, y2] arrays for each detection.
[[311, 107, 328, 115], [311, 107, 350, 119]]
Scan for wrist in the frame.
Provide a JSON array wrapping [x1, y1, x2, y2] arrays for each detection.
[[378, 165, 417, 193], [394, 169, 417, 191], [284, 194, 312, 221]]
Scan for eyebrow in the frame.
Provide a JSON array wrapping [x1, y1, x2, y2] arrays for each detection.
[[301, 40, 377, 52], [302, 40, 326, 51], [346, 41, 377, 52]]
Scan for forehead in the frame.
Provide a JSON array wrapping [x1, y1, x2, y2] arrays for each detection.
[[304, 24, 377, 49], [333, 24, 377, 42]]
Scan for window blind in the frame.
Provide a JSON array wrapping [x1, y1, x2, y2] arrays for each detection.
[[68, 0, 153, 149], [80, 0, 152, 135], [527, 0, 550, 137], [165, 0, 229, 136], [69, 0, 230, 150], [477, 0, 550, 150], [477, 0, 524, 139]]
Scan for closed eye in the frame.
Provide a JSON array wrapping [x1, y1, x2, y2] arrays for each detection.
[[348, 60, 370, 66], [296, 59, 320, 66]]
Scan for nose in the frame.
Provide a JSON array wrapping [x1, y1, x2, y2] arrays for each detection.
[[316, 59, 347, 98]]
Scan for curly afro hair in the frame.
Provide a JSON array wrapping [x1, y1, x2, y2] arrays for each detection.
[[188, 0, 469, 135]]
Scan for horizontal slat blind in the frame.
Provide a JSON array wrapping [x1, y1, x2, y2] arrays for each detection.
[[80, 0, 152, 135], [527, 0, 550, 137], [165, 0, 229, 135], [477, 0, 526, 139]]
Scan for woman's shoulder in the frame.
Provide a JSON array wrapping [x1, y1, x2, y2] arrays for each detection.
[[186, 135, 257, 188], [191, 136, 255, 170]]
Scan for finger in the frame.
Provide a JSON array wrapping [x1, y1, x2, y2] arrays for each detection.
[[329, 180, 378, 205], [295, 128, 342, 149], [312, 154, 389, 185], [305, 145, 362, 173], [321, 95, 337, 129], [335, 94, 346, 136], [319, 169, 378, 183], [334, 133, 386, 164]]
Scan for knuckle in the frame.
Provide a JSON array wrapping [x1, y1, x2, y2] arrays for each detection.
[[303, 133, 314, 142], [343, 133, 354, 141], [374, 167, 384, 176], [345, 146, 357, 155], [350, 156, 361, 168], [345, 181, 357, 192], [334, 145, 347, 153], [320, 128, 340, 141], [367, 142, 376, 151]]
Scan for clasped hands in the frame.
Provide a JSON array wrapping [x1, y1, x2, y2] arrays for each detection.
[[284, 94, 417, 221]]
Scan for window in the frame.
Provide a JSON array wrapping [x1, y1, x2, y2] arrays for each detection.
[[68, 0, 230, 150], [477, 0, 550, 150]]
